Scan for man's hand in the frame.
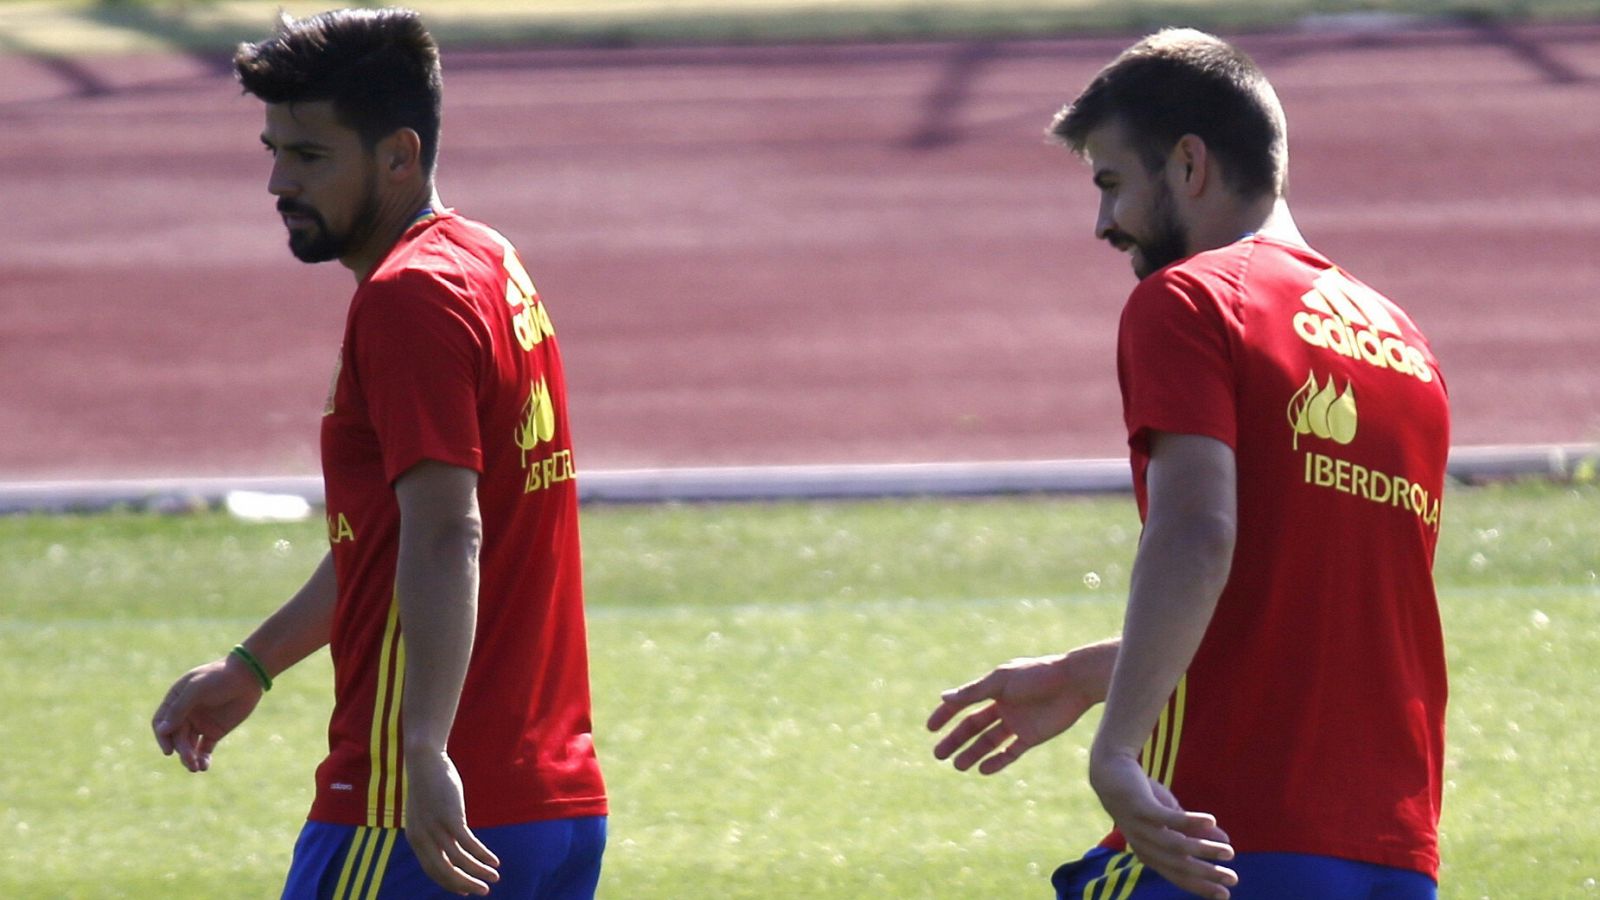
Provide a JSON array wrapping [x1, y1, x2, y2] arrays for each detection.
[[1089, 751, 1237, 899], [404, 749, 500, 896], [928, 651, 1106, 775], [151, 655, 264, 772]]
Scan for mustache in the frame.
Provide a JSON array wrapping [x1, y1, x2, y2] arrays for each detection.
[[276, 198, 320, 218], [1103, 230, 1135, 252]]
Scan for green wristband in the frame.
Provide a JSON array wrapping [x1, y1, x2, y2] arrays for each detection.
[[231, 644, 273, 692]]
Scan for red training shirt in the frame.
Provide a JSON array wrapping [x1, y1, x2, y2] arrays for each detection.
[[315, 210, 606, 829], [1105, 235, 1450, 877]]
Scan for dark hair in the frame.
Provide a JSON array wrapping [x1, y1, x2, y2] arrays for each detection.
[[235, 7, 443, 174], [1050, 29, 1287, 198]]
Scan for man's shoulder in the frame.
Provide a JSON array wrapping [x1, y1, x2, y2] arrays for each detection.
[[1168, 236, 1320, 284], [365, 214, 505, 297], [421, 212, 519, 268], [1135, 237, 1338, 314], [1126, 246, 1246, 316]]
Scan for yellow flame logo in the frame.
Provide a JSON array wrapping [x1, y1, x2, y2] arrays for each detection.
[[515, 377, 557, 467], [1288, 371, 1357, 450]]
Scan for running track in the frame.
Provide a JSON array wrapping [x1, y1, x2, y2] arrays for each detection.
[[2, 23, 1597, 479]]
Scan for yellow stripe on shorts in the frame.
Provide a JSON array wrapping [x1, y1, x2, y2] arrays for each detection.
[[333, 826, 398, 900], [1083, 850, 1138, 900]]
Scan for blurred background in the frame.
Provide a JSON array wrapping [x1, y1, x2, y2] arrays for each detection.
[[2, 0, 1597, 480]]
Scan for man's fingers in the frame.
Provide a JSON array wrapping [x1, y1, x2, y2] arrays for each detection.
[[950, 720, 1014, 772], [927, 669, 1003, 732], [976, 735, 1034, 775], [411, 836, 488, 896], [427, 856, 490, 896], [153, 719, 176, 756], [944, 669, 1003, 708], [1166, 856, 1238, 900], [926, 699, 961, 733], [1128, 845, 1236, 900], [409, 823, 500, 896], [1167, 863, 1238, 900], [1175, 810, 1232, 845], [442, 822, 500, 882], [1098, 765, 1236, 899], [1116, 783, 1194, 831], [932, 703, 1000, 760], [456, 826, 501, 870], [444, 840, 500, 885], [171, 727, 201, 772], [1157, 828, 1234, 863], [1123, 817, 1237, 900], [152, 683, 188, 754], [195, 733, 219, 772]]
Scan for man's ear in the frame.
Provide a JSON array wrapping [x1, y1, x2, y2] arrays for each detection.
[[376, 128, 424, 181], [1168, 134, 1209, 197]]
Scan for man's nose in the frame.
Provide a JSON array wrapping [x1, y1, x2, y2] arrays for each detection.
[[267, 159, 296, 198], [1094, 198, 1115, 241]]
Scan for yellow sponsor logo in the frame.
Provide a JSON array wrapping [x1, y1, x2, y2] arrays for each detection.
[[327, 511, 355, 544], [1303, 451, 1441, 531], [1292, 270, 1434, 384], [506, 278, 556, 353], [514, 377, 574, 494], [1288, 371, 1356, 451], [524, 449, 576, 494], [515, 377, 557, 467], [1289, 368, 1440, 530], [473, 223, 556, 352]]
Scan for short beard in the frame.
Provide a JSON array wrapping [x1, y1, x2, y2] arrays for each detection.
[[280, 169, 382, 264], [1129, 181, 1190, 280]]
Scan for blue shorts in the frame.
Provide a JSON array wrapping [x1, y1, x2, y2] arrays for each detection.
[[282, 816, 606, 900], [1052, 846, 1436, 900]]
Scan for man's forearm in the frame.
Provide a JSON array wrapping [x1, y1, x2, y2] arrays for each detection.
[[240, 551, 338, 679], [1092, 433, 1237, 764], [1091, 517, 1233, 761], [396, 515, 481, 754], [393, 463, 484, 756]]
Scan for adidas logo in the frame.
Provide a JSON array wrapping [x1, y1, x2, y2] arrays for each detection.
[[1291, 270, 1435, 384]]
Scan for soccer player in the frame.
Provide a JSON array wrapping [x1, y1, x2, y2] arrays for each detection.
[[928, 29, 1450, 900], [151, 9, 606, 898]]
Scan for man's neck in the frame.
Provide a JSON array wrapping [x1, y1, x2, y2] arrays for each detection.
[[343, 185, 444, 283], [1251, 197, 1306, 248], [1190, 194, 1304, 255]]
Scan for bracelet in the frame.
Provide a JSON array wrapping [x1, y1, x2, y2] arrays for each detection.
[[231, 644, 273, 692]]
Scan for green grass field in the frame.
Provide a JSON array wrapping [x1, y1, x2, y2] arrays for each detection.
[[2, 482, 1597, 897]]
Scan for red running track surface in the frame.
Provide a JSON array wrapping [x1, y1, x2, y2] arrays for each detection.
[[2, 24, 1597, 478]]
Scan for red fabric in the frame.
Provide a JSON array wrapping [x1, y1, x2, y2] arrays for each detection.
[[313, 211, 606, 829], [1104, 236, 1450, 877]]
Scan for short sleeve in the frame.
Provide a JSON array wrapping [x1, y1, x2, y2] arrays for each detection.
[[350, 271, 487, 483], [1117, 271, 1238, 456]]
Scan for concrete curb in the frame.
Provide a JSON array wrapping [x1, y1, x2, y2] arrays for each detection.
[[581, 457, 1135, 503], [1, 443, 1594, 515]]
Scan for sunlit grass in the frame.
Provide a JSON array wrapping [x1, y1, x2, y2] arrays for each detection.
[[1, 482, 1596, 897]]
